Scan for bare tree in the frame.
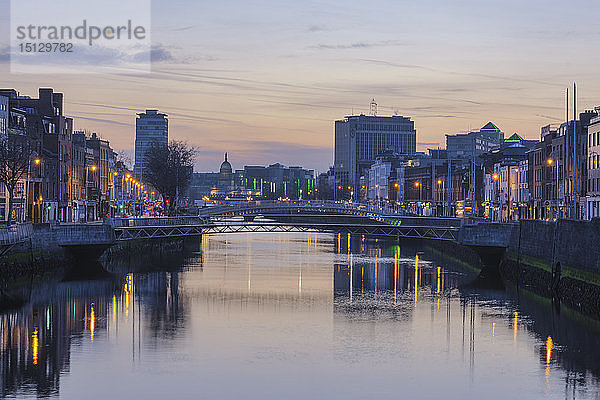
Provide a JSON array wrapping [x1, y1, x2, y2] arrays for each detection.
[[144, 141, 195, 215], [115, 152, 134, 171], [0, 134, 35, 225]]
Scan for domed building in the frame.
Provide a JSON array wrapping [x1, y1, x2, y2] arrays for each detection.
[[217, 153, 233, 191]]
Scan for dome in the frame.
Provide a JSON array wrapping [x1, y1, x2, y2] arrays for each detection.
[[219, 153, 232, 173]]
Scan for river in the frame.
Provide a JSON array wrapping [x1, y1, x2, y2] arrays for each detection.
[[1, 232, 599, 399]]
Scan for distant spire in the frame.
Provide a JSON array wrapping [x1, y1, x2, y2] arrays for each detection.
[[225, 152, 228, 162]]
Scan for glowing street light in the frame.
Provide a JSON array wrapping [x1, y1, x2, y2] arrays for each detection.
[[547, 158, 554, 165]]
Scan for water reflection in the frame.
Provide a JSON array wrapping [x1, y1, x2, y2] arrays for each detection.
[[0, 233, 599, 399], [0, 267, 188, 398]]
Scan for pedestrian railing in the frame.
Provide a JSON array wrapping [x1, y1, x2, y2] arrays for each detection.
[[108, 216, 209, 228], [197, 200, 405, 217], [0, 223, 33, 246]]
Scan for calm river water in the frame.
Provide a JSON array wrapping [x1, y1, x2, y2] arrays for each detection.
[[2, 233, 600, 399]]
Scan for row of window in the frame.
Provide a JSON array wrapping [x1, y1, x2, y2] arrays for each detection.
[[589, 178, 600, 194], [356, 124, 413, 132], [356, 133, 415, 160]]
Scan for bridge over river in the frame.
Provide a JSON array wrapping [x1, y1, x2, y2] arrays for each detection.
[[49, 201, 512, 273], [112, 201, 462, 241]]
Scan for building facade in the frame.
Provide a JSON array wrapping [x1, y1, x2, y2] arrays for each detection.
[[243, 163, 315, 200], [0, 88, 123, 223], [134, 109, 168, 179], [334, 114, 416, 199], [446, 122, 504, 162], [586, 113, 600, 219]]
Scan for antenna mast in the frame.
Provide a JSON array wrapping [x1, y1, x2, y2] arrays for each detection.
[[369, 98, 377, 116]]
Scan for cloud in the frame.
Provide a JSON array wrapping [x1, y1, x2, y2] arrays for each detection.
[[536, 114, 563, 121], [360, 58, 430, 71], [311, 40, 404, 50], [171, 25, 195, 32], [0, 46, 9, 62], [131, 44, 174, 63], [307, 25, 328, 32], [361, 58, 564, 88], [150, 44, 175, 63], [69, 115, 131, 127]]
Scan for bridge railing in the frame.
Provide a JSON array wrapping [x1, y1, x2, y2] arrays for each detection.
[[56, 224, 115, 245], [197, 200, 404, 217], [380, 216, 463, 228], [108, 216, 209, 228], [108, 211, 463, 230], [0, 223, 33, 246]]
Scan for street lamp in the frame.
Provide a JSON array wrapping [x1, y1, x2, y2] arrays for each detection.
[[437, 179, 444, 216], [27, 157, 41, 222], [492, 173, 500, 221], [85, 165, 97, 223], [414, 181, 422, 214], [546, 156, 560, 219]]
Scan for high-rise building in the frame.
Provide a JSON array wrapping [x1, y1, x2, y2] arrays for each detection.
[[334, 114, 416, 198], [134, 109, 168, 179]]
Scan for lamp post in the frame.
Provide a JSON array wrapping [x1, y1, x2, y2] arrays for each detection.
[[492, 173, 500, 221], [546, 157, 559, 219], [27, 157, 41, 222], [113, 171, 119, 217], [414, 181, 422, 215], [85, 164, 97, 223], [437, 179, 444, 217]]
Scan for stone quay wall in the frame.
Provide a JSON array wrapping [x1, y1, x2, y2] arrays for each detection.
[[500, 218, 600, 316]]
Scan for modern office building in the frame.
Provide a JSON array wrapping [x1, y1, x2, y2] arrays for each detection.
[[446, 122, 504, 162], [134, 109, 168, 179], [334, 114, 416, 198]]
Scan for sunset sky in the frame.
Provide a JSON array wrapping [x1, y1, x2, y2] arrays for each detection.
[[2, 0, 600, 172]]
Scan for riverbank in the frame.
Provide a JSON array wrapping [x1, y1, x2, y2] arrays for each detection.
[[500, 219, 600, 318], [0, 224, 199, 310], [420, 218, 600, 319]]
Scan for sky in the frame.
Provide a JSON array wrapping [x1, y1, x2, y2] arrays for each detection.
[[2, 0, 600, 172]]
